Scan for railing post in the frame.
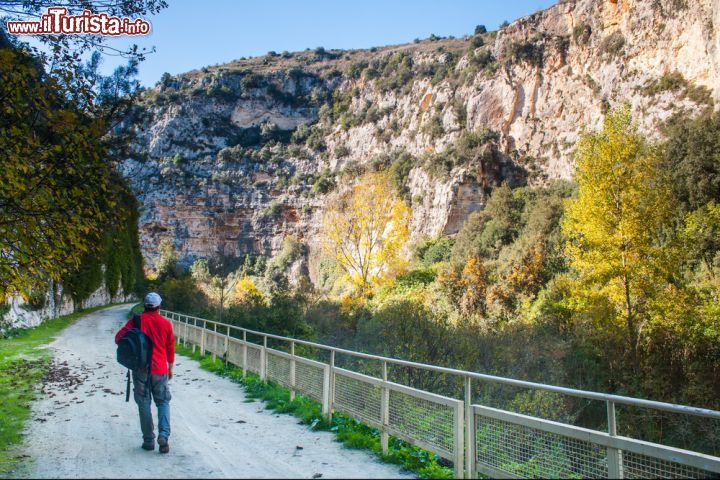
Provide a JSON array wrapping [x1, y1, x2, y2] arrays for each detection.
[[381, 360, 390, 455], [224, 325, 229, 366], [200, 320, 206, 356], [212, 323, 217, 363], [454, 399, 465, 480], [173, 313, 180, 345], [327, 350, 336, 421], [464, 376, 475, 479], [322, 364, 331, 418], [607, 400, 623, 478], [192, 318, 197, 353], [260, 335, 267, 381], [290, 341, 296, 401], [242, 330, 247, 377]]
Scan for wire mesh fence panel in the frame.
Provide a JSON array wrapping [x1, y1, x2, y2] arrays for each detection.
[[246, 344, 262, 375], [226, 338, 244, 366], [203, 331, 223, 356], [169, 320, 180, 339], [621, 450, 718, 479], [161, 310, 720, 478], [387, 386, 457, 459], [616, 403, 720, 457], [474, 412, 609, 479], [295, 359, 326, 402], [184, 324, 203, 345], [389, 362, 463, 399], [266, 350, 292, 388], [333, 369, 382, 427]]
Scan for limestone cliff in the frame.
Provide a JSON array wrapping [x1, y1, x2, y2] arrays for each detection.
[[122, 0, 719, 278]]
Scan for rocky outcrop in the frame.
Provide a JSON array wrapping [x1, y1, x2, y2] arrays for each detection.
[[122, 0, 719, 276], [1, 281, 136, 331]]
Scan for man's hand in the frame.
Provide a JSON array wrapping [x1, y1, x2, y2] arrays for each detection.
[[168, 363, 173, 380]]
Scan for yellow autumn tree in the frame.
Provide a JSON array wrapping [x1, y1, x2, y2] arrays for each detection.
[[562, 106, 675, 371], [323, 173, 410, 295], [234, 276, 267, 308]]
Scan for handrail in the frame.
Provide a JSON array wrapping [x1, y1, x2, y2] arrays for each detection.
[[162, 309, 720, 421]]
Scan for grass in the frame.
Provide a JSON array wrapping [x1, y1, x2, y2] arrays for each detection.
[[129, 303, 144, 316], [175, 344, 453, 479], [0, 303, 118, 475]]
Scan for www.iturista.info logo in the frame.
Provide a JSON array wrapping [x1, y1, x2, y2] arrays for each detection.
[[6, 7, 151, 36]]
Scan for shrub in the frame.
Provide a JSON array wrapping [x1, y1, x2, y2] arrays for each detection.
[[388, 150, 416, 200], [312, 170, 335, 194], [644, 71, 714, 106], [414, 237, 454, 266], [423, 129, 500, 179], [504, 40, 543, 67], [395, 268, 437, 289], [470, 35, 485, 49], [305, 126, 326, 151], [644, 71, 686, 95], [155, 276, 209, 317], [423, 113, 445, 139], [240, 72, 263, 90], [264, 200, 283, 218], [573, 23, 592, 45], [206, 84, 238, 101], [291, 124, 311, 144], [600, 31, 625, 56], [474, 25, 487, 35], [467, 49, 498, 75], [334, 145, 350, 158]]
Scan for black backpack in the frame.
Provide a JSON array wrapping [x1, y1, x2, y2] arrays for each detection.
[[117, 314, 153, 372]]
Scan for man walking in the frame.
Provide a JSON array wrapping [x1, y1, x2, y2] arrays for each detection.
[[115, 292, 175, 453]]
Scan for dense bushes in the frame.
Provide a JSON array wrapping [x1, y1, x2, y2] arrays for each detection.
[[422, 130, 501, 179], [504, 40, 544, 67], [63, 180, 145, 305], [661, 111, 720, 210]]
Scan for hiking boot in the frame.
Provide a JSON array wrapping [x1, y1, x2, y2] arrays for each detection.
[[158, 437, 169, 454], [141, 441, 154, 451]]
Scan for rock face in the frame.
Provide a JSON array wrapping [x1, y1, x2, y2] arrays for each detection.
[[122, 0, 719, 276], [1, 281, 136, 330]]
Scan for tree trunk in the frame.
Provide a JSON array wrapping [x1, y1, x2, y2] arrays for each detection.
[[623, 271, 639, 374], [219, 285, 225, 322]]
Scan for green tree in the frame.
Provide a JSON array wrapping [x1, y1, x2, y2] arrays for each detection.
[[190, 251, 242, 321], [155, 240, 181, 280], [242, 254, 254, 275], [562, 107, 675, 372], [661, 111, 720, 211], [0, 41, 115, 300]]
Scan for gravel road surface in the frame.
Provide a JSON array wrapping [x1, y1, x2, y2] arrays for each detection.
[[18, 304, 412, 479]]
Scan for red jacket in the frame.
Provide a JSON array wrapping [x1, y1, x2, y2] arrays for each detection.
[[115, 310, 175, 375]]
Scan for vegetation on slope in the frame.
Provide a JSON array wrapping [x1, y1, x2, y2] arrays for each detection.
[[151, 107, 720, 456]]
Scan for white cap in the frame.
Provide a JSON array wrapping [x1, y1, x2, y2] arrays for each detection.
[[144, 292, 162, 308]]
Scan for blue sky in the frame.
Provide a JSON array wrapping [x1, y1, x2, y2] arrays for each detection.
[[94, 0, 556, 87]]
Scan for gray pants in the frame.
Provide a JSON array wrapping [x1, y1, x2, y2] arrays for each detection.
[[132, 371, 171, 443]]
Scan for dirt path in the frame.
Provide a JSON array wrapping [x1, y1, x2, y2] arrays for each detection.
[[18, 304, 413, 479]]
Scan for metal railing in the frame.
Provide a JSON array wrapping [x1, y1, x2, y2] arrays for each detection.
[[161, 309, 720, 479]]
